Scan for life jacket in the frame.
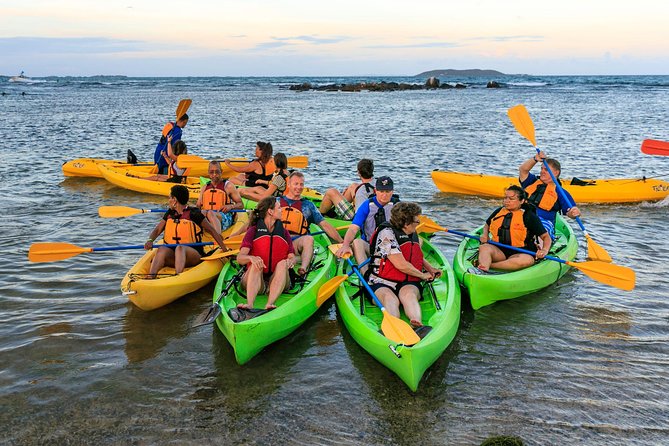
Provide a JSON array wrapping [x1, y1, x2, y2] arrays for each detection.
[[489, 208, 528, 248], [279, 197, 310, 235], [250, 219, 290, 274], [369, 222, 424, 283], [202, 181, 229, 211], [524, 179, 560, 213], [245, 158, 273, 188], [163, 208, 202, 245], [353, 182, 376, 209], [271, 170, 288, 197], [362, 195, 399, 240], [167, 158, 188, 180]]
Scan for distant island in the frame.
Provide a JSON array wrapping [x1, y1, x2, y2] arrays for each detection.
[[416, 69, 506, 77]]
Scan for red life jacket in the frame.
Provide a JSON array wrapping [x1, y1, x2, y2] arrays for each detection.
[[163, 208, 202, 244], [489, 208, 528, 248], [279, 197, 310, 235], [369, 222, 424, 283], [202, 181, 229, 211], [250, 219, 290, 274]]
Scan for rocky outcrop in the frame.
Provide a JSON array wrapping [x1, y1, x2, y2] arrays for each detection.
[[286, 81, 467, 92], [486, 81, 501, 88]]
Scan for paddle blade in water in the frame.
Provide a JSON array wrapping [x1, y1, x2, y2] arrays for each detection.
[[641, 139, 669, 156], [191, 304, 222, 328], [508, 104, 537, 147], [585, 234, 612, 263], [381, 310, 421, 346], [98, 206, 144, 218], [176, 99, 192, 120], [317, 275, 348, 306], [28, 242, 91, 263], [567, 260, 635, 291]]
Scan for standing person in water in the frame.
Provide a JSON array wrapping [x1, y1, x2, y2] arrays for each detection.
[[154, 113, 188, 175]]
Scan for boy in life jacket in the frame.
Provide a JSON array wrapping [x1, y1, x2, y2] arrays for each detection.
[[367, 202, 441, 328], [154, 113, 188, 175], [519, 151, 581, 238], [319, 158, 376, 221], [144, 185, 231, 277], [336, 176, 398, 272], [472, 185, 552, 274], [279, 171, 343, 275], [237, 196, 296, 310], [196, 160, 244, 234]]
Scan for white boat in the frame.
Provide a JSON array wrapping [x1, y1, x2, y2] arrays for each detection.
[[8, 71, 36, 83]]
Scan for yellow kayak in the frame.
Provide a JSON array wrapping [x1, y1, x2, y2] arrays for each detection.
[[62, 158, 156, 178], [120, 211, 248, 311], [431, 170, 669, 204], [98, 163, 202, 197]]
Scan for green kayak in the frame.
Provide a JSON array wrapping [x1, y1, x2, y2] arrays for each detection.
[[453, 215, 578, 310], [212, 226, 336, 364], [334, 236, 461, 392]]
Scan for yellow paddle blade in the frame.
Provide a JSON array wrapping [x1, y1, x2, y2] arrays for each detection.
[[508, 104, 537, 147], [317, 275, 348, 306], [28, 242, 92, 263], [202, 249, 240, 261], [176, 98, 192, 120], [585, 234, 613, 263], [566, 260, 635, 291], [417, 215, 446, 234], [176, 154, 208, 168], [287, 155, 309, 168], [222, 233, 245, 250], [328, 243, 350, 258], [301, 187, 323, 200], [381, 309, 421, 346], [98, 206, 145, 218]]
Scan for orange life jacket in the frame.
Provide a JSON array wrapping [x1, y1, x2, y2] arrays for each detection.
[[202, 182, 229, 211], [279, 197, 310, 235], [489, 208, 528, 248], [163, 208, 202, 244], [524, 179, 560, 212]]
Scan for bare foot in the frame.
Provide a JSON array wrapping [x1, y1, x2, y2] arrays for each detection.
[[478, 265, 490, 272], [265, 304, 277, 310], [410, 319, 423, 328], [237, 303, 252, 310], [297, 267, 307, 276]]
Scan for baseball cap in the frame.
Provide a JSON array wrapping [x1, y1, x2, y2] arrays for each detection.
[[376, 176, 394, 191]]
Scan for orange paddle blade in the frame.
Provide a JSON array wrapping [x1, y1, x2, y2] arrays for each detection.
[[222, 233, 245, 250], [585, 234, 612, 263], [381, 309, 421, 346], [286, 156, 309, 168], [508, 104, 537, 147], [176, 99, 192, 120], [98, 206, 146, 218], [417, 215, 446, 234], [28, 242, 92, 263], [566, 260, 635, 291], [201, 249, 240, 261], [641, 139, 669, 156], [176, 154, 208, 168], [317, 275, 348, 306]]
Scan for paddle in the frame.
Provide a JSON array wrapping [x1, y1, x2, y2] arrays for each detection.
[[176, 99, 192, 120], [323, 245, 421, 345], [191, 267, 246, 328], [28, 234, 243, 263], [508, 104, 612, 263], [176, 154, 309, 169], [98, 205, 247, 218], [641, 139, 669, 156], [416, 217, 635, 291], [317, 257, 371, 305]]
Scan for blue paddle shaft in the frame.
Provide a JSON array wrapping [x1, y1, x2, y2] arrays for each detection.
[[147, 209, 245, 214], [91, 242, 213, 252], [344, 257, 386, 309], [535, 148, 588, 234], [446, 228, 567, 265]]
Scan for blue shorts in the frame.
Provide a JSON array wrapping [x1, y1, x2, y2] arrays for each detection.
[[539, 217, 556, 240]]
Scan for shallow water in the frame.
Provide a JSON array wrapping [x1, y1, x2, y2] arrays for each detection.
[[1, 75, 668, 445]]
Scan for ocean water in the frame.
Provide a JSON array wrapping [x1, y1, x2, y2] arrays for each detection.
[[1, 75, 668, 445]]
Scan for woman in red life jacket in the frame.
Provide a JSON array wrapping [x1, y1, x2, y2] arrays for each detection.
[[239, 152, 289, 201], [237, 196, 296, 310], [367, 202, 441, 328], [196, 160, 244, 234], [144, 185, 231, 277], [225, 141, 275, 187], [474, 185, 552, 274]]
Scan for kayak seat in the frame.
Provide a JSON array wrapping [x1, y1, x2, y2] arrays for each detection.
[[228, 307, 268, 323], [414, 325, 432, 339], [570, 177, 596, 186]]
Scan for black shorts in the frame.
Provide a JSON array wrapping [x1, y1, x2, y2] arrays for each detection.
[[500, 246, 533, 259], [162, 244, 205, 256]]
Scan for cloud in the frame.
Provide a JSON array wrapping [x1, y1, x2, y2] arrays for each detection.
[[364, 41, 461, 49], [0, 36, 192, 56], [468, 35, 544, 43], [250, 34, 350, 51]]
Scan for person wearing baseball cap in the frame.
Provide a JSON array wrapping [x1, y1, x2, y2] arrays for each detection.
[[335, 176, 398, 269]]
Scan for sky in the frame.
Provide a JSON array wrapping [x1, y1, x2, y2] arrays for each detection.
[[1, 0, 668, 76]]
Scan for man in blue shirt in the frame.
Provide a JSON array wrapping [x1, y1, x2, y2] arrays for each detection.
[[335, 176, 397, 269], [154, 113, 189, 175], [519, 151, 581, 238], [279, 171, 343, 275]]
